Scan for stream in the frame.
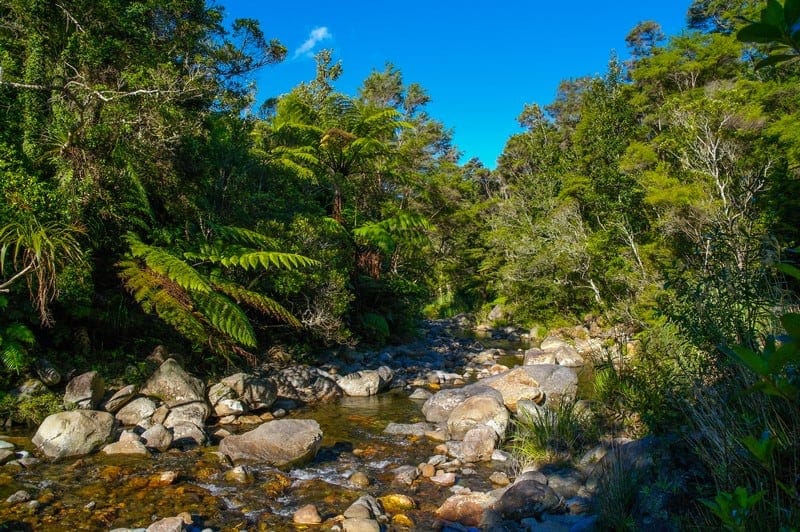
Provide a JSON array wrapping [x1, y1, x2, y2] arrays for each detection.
[[0, 322, 535, 531]]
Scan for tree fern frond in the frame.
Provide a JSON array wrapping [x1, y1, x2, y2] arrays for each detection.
[[124, 233, 211, 294], [192, 291, 257, 347], [3, 323, 35, 345], [206, 224, 273, 248], [213, 280, 302, 328], [1, 342, 30, 374], [198, 250, 319, 271], [118, 258, 208, 345]]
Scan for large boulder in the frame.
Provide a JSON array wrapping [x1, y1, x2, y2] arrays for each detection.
[[479, 366, 545, 411], [63, 371, 105, 409], [32, 411, 115, 459], [141, 359, 205, 405], [446, 395, 509, 441], [421, 384, 504, 423], [481, 365, 577, 407], [269, 366, 342, 404], [220, 373, 277, 411], [219, 419, 322, 466], [337, 366, 393, 397]]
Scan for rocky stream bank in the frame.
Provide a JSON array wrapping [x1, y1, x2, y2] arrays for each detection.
[[0, 317, 651, 531]]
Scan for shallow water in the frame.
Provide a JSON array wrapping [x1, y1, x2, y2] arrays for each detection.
[[0, 390, 512, 531]]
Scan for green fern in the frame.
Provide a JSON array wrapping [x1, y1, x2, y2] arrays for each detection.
[[125, 234, 211, 293], [0, 299, 35, 374], [118, 228, 316, 360], [213, 280, 301, 328], [191, 291, 257, 348]]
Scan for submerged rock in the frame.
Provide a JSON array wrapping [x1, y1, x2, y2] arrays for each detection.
[[219, 419, 322, 466]]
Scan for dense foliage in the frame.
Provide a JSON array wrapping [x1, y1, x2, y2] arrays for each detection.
[[1, 0, 799, 527]]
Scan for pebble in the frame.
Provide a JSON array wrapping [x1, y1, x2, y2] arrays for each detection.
[[430, 472, 457, 486], [349, 471, 371, 488], [6, 489, 30, 504], [489, 471, 511, 485], [293, 503, 322, 524], [419, 463, 436, 477]]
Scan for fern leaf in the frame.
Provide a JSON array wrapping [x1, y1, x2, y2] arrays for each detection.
[[191, 291, 257, 348], [207, 224, 273, 248], [4, 323, 35, 345], [216, 251, 318, 271], [214, 281, 302, 329], [1, 342, 30, 373], [124, 234, 211, 294]]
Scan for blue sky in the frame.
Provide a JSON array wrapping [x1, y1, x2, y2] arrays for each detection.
[[222, 1, 692, 168]]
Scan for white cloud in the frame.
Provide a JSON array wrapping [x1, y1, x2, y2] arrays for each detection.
[[294, 26, 332, 58]]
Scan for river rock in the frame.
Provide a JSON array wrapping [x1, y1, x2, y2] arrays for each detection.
[[64, 371, 105, 409], [540, 336, 570, 351], [349, 471, 371, 488], [446, 395, 509, 440], [338, 366, 393, 397], [492, 478, 563, 520], [145, 516, 183, 532], [0, 449, 14, 465], [293, 503, 322, 524], [342, 518, 380, 532], [392, 465, 419, 485], [115, 397, 157, 427], [523, 347, 557, 365], [435, 492, 497, 527], [459, 424, 498, 462], [408, 388, 432, 400], [141, 359, 205, 405], [482, 365, 577, 407], [219, 419, 322, 466], [269, 365, 342, 404], [344, 495, 382, 519], [102, 439, 150, 456], [220, 373, 277, 411], [550, 345, 585, 367], [34, 358, 61, 386], [12, 378, 47, 399], [102, 385, 138, 413], [422, 384, 504, 423], [430, 472, 457, 486], [169, 421, 206, 447], [141, 424, 173, 452], [378, 493, 416, 513], [32, 410, 115, 459], [163, 400, 210, 428]]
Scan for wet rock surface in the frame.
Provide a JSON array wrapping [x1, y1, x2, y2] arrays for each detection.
[[2, 318, 613, 530]]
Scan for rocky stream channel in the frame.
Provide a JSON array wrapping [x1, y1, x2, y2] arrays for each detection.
[[0, 318, 622, 531]]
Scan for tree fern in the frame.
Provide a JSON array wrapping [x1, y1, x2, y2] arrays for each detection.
[[213, 279, 301, 328], [125, 233, 211, 293], [118, 228, 316, 361], [191, 291, 257, 348]]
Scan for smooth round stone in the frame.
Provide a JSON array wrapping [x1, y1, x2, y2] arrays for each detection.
[[489, 471, 511, 485], [430, 472, 457, 486], [349, 471, 371, 488]]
